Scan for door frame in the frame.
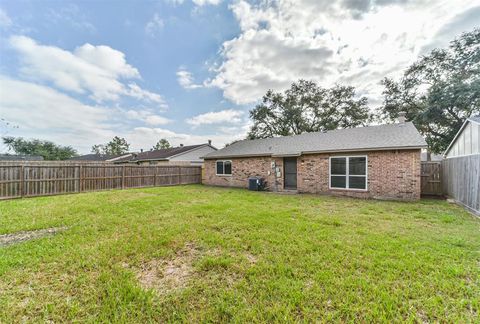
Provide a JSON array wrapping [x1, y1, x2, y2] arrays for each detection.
[[283, 157, 298, 190]]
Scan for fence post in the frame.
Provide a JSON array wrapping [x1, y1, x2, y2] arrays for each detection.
[[178, 166, 181, 185], [122, 165, 125, 190], [154, 166, 157, 187], [20, 165, 25, 197], [79, 165, 83, 192]]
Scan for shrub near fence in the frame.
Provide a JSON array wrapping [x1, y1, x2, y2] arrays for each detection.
[[0, 162, 202, 199]]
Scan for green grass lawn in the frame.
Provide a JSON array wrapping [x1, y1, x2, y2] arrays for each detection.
[[1, 185, 479, 322]]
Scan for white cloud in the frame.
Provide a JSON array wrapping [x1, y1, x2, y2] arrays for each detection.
[[208, 0, 479, 105], [165, 0, 221, 6], [74, 43, 139, 78], [177, 68, 203, 89], [128, 126, 245, 150], [192, 0, 222, 5], [0, 75, 175, 153], [0, 8, 12, 28], [0, 73, 242, 153], [145, 13, 164, 37], [8, 35, 166, 105], [46, 4, 95, 32], [165, 0, 185, 5], [145, 115, 171, 126], [126, 83, 168, 107], [186, 109, 244, 126], [125, 110, 171, 126], [0, 76, 115, 152]]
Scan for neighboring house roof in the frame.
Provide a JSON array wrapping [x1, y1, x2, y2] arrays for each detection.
[[0, 154, 44, 161], [204, 122, 427, 159], [67, 153, 132, 162], [443, 115, 480, 156], [116, 144, 216, 163]]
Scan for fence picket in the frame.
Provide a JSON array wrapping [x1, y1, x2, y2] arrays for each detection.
[[442, 155, 480, 215]]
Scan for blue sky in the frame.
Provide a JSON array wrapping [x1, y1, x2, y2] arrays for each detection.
[[0, 0, 479, 153]]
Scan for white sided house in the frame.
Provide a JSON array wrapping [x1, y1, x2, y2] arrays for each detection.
[[115, 142, 217, 166], [443, 116, 480, 215], [444, 116, 480, 158]]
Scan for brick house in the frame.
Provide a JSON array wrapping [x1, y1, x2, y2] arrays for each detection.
[[203, 119, 427, 200]]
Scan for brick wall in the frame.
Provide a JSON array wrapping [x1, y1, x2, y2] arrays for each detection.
[[203, 149, 421, 200], [203, 156, 284, 191], [297, 150, 421, 200]]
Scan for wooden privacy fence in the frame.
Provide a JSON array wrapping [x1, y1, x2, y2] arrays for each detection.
[[0, 162, 202, 200], [420, 162, 443, 196], [442, 155, 480, 215]]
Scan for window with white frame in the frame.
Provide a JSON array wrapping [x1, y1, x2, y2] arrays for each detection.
[[330, 156, 367, 190], [216, 160, 232, 175]]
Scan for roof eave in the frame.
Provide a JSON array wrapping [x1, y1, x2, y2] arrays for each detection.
[[271, 153, 302, 157], [129, 157, 169, 163], [204, 145, 426, 160], [204, 153, 273, 160], [301, 145, 427, 155]]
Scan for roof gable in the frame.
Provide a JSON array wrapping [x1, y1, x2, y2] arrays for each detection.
[[443, 116, 480, 156]]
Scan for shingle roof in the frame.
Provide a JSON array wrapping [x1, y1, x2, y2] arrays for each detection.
[[0, 154, 44, 161], [205, 122, 427, 159], [67, 154, 130, 161], [115, 144, 208, 163]]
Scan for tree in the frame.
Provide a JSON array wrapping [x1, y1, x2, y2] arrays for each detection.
[[2, 136, 77, 160], [247, 80, 371, 139], [152, 138, 171, 150], [91, 136, 130, 155], [377, 28, 480, 153], [0, 118, 19, 152], [91, 144, 104, 155]]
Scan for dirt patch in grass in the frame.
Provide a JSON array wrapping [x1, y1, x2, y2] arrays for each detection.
[[0, 226, 68, 247], [133, 244, 259, 295], [245, 252, 257, 264], [135, 243, 201, 295]]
